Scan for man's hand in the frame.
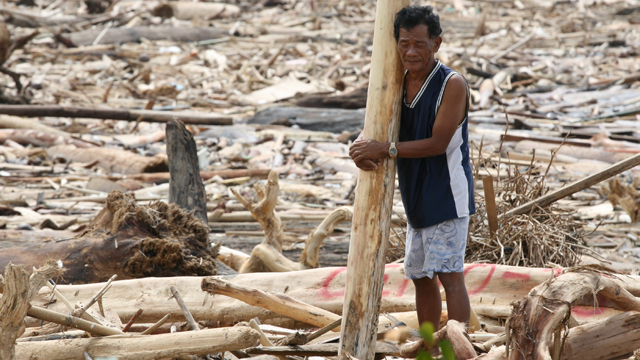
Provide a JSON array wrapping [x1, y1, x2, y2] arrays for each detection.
[[349, 139, 389, 171]]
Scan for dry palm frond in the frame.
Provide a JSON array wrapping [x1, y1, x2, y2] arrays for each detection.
[[466, 140, 585, 268]]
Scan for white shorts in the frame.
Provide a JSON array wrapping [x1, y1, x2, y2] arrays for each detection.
[[403, 216, 469, 280]]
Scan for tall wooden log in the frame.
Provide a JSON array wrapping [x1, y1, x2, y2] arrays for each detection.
[[166, 119, 208, 224], [338, 0, 408, 358]]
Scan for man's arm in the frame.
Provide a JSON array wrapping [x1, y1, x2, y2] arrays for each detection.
[[349, 74, 468, 164]]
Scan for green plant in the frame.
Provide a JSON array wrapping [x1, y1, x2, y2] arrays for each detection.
[[416, 322, 456, 360]]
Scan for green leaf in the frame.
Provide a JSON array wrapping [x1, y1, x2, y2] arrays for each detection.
[[439, 339, 456, 360], [417, 350, 433, 360], [419, 322, 435, 345]]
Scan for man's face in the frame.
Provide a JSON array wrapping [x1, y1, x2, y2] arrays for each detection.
[[397, 24, 442, 75]]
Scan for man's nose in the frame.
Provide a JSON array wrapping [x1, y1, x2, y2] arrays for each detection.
[[406, 45, 418, 56]]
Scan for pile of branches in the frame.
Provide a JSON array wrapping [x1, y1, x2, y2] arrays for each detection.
[[467, 146, 587, 268]]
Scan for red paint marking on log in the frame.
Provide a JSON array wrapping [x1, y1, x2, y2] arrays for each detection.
[[571, 306, 605, 316], [501, 271, 531, 281], [382, 274, 390, 296], [464, 264, 496, 295], [319, 267, 347, 299]]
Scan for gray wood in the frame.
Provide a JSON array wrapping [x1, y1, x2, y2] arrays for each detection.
[[248, 106, 365, 134], [61, 26, 227, 47], [166, 119, 208, 224]]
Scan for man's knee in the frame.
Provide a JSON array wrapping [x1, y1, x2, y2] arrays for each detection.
[[437, 272, 466, 292]]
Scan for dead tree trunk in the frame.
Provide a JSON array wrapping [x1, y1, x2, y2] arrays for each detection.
[[166, 119, 208, 224], [338, 0, 408, 358]]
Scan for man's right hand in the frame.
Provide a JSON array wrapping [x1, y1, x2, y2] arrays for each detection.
[[354, 159, 380, 171]]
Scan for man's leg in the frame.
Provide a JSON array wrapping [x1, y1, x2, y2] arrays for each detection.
[[412, 275, 442, 331], [438, 272, 470, 326]]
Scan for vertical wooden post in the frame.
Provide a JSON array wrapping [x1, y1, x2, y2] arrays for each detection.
[[482, 175, 499, 237], [339, 0, 408, 358]]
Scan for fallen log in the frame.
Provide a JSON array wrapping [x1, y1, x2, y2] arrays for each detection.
[[47, 145, 168, 175], [60, 26, 228, 47], [153, 2, 240, 20], [248, 106, 365, 134], [15, 327, 260, 360], [503, 151, 640, 218], [561, 311, 640, 360], [0, 105, 232, 126], [166, 119, 208, 223], [201, 277, 341, 330], [339, 0, 407, 358], [1, 169, 271, 184], [0, 115, 68, 135], [0, 191, 217, 284], [26, 264, 573, 332], [0, 129, 95, 148], [0, 261, 62, 359], [507, 269, 640, 360], [244, 342, 399, 357], [295, 87, 368, 110]]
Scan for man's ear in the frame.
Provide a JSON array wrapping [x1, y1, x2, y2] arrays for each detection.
[[433, 36, 443, 53]]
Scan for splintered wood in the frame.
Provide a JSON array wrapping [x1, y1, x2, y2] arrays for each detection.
[[2, 0, 640, 359]]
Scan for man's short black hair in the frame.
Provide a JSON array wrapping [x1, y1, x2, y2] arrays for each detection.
[[394, 5, 442, 42]]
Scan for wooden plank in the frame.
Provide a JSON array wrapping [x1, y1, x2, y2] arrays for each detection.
[[482, 175, 499, 236], [339, 0, 408, 358]]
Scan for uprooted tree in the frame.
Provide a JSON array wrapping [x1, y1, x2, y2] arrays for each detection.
[[0, 191, 218, 284]]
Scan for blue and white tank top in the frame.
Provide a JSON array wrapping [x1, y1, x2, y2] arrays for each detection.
[[397, 60, 476, 229]]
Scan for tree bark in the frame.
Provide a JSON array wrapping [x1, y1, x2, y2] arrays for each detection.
[[0, 105, 232, 126], [166, 119, 208, 223], [15, 327, 259, 360], [0, 262, 62, 360], [338, 0, 408, 358]]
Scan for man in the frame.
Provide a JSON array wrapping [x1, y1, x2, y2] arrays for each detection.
[[349, 5, 475, 331]]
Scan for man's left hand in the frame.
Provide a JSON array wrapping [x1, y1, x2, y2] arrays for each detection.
[[349, 139, 389, 164]]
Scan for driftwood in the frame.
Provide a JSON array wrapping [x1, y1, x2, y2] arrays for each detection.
[[503, 152, 640, 218], [166, 119, 208, 223], [339, 0, 406, 357], [0, 261, 62, 360], [0, 191, 217, 284], [60, 26, 228, 47], [201, 277, 341, 330], [47, 145, 168, 175], [507, 269, 640, 360], [248, 106, 364, 134], [153, 2, 240, 20], [295, 87, 367, 110], [26, 306, 124, 336], [15, 327, 260, 360], [229, 170, 352, 273], [244, 342, 399, 357], [0, 115, 68, 136], [4, 169, 271, 184], [0, 105, 232, 126], [26, 264, 581, 326], [0, 129, 95, 148]]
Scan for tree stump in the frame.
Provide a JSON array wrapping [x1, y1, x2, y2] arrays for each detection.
[[166, 118, 208, 224]]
